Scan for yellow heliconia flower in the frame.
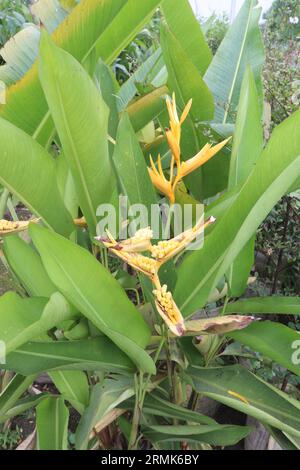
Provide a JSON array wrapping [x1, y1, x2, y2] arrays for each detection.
[[150, 216, 216, 264], [95, 217, 215, 336], [0, 218, 39, 236], [95, 229, 159, 279], [178, 140, 231, 180], [166, 92, 192, 145], [148, 93, 231, 204], [148, 154, 175, 204], [152, 283, 185, 337]]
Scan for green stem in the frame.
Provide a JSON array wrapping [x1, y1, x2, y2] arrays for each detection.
[[0, 189, 9, 219], [128, 373, 143, 450], [128, 337, 165, 450], [7, 198, 18, 221]]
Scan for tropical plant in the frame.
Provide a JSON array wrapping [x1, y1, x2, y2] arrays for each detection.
[[0, 0, 299, 451]]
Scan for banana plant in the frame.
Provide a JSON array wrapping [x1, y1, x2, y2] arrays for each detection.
[[0, 0, 299, 451]]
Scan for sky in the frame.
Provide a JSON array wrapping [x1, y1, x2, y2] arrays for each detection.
[[189, 0, 274, 20]]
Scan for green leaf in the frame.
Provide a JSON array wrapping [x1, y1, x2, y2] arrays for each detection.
[[127, 86, 168, 132], [0, 293, 46, 354], [228, 67, 263, 187], [29, 224, 155, 374], [174, 109, 300, 316], [0, 394, 47, 424], [3, 235, 90, 420], [0, 26, 40, 86], [56, 154, 79, 219], [161, 0, 212, 75], [188, 364, 300, 438], [95, 0, 162, 65], [0, 374, 36, 421], [266, 426, 300, 450], [76, 376, 134, 450], [94, 59, 120, 141], [3, 235, 56, 298], [49, 370, 89, 415], [143, 423, 251, 447], [225, 296, 300, 316], [204, 0, 264, 123], [124, 393, 216, 425], [227, 238, 255, 298], [36, 396, 69, 450], [3, 338, 134, 375], [228, 321, 300, 376], [0, 118, 74, 236], [0, 0, 127, 145], [113, 112, 158, 210], [161, 25, 214, 123], [39, 32, 113, 234], [0, 291, 76, 355], [31, 0, 68, 33], [0, 0, 68, 86], [227, 66, 263, 296]]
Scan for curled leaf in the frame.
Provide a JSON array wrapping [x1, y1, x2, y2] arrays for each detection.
[[184, 315, 256, 336]]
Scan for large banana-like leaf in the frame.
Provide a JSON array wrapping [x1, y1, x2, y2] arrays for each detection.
[[126, 85, 168, 132], [113, 113, 157, 210], [161, 0, 212, 75], [227, 66, 263, 296], [225, 296, 300, 315], [0, 0, 68, 86], [0, 117, 74, 236], [174, 108, 300, 316], [0, 374, 36, 421], [76, 377, 134, 449], [39, 32, 112, 234], [0, 394, 47, 424], [228, 67, 263, 186], [1, 0, 162, 146], [204, 0, 264, 123], [29, 223, 155, 374], [48, 370, 89, 415], [4, 235, 56, 298], [95, 0, 162, 65], [36, 397, 69, 450], [3, 338, 134, 375], [143, 424, 251, 447], [0, 0, 127, 144], [31, 0, 69, 33], [0, 291, 76, 355], [188, 365, 300, 438], [94, 60, 120, 141], [229, 321, 300, 377], [124, 392, 216, 425], [3, 234, 89, 416], [0, 26, 40, 86]]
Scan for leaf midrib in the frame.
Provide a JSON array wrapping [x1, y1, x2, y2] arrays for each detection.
[[222, 0, 254, 124], [53, 74, 97, 228]]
